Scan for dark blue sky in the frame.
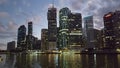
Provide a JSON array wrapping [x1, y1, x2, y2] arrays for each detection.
[[0, 0, 120, 50]]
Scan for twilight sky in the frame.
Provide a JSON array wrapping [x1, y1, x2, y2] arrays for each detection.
[[0, 0, 120, 50]]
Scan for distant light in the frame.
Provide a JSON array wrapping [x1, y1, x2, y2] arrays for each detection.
[[59, 51, 62, 53], [116, 49, 120, 52], [85, 49, 88, 51]]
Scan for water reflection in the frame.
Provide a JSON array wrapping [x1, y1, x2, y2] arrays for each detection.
[[81, 54, 119, 68], [105, 54, 118, 68], [81, 54, 96, 68], [15, 54, 59, 68], [58, 53, 81, 68], [4, 54, 16, 68], [0, 53, 120, 68]]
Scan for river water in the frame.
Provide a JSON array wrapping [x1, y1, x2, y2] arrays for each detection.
[[0, 53, 120, 68]]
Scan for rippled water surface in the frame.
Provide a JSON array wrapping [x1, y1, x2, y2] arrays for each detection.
[[0, 53, 120, 68]]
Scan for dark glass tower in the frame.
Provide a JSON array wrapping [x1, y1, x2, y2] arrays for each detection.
[[17, 25, 26, 50], [7, 41, 15, 51], [103, 11, 120, 50], [59, 7, 71, 49], [27, 21, 33, 50], [68, 13, 83, 50], [28, 22, 33, 36], [47, 5, 57, 50], [41, 29, 48, 51], [83, 16, 95, 50]]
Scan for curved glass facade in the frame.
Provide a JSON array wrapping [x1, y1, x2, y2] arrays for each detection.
[[59, 7, 71, 49]]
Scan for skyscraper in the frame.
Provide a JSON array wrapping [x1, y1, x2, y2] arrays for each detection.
[[93, 29, 103, 50], [41, 29, 48, 51], [27, 21, 33, 50], [35, 40, 41, 50], [59, 7, 71, 49], [32, 36, 38, 50], [83, 16, 95, 50], [103, 11, 120, 50], [17, 25, 26, 50], [7, 41, 15, 51], [28, 22, 33, 36], [47, 5, 57, 50], [68, 13, 83, 50], [57, 27, 60, 49]]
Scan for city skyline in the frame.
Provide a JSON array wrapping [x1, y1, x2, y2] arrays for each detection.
[[0, 0, 120, 50]]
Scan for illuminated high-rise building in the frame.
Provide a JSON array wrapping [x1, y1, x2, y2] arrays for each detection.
[[32, 36, 39, 50], [93, 29, 104, 49], [17, 25, 26, 50], [68, 13, 83, 50], [57, 27, 60, 49], [41, 29, 48, 51], [83, 16, 95, 50], [59, 7, 71, 49], [28, 22, 33, 36], [7, 41, 15, 51], [36, 40, 41, 50], [27, 21, 33, 50], [47, 5, 57, 50], [103, 11, 120, 49]]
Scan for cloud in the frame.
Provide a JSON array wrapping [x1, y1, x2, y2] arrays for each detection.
[[58, 0, 70, 8], [0, 0, 8, 5], [0, 43, 6, 50], [0, 33, 16, 39], [26, 15, 41, 24], [0, 43, 6, 46], [0, 11, 18, 50], [66, 0, 120, 30], [0, 12, 18, 39], [22, 0, 31, 7], [18, 11, 41, 25], [0, 21, 17, 39], [0, 12, 9, 18], [7, 21, 18, 31], [0, 22, 6, 32], [13, 1, 17, 5]]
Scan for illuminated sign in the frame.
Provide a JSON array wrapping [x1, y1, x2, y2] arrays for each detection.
[[105, 14, 112, 18]]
